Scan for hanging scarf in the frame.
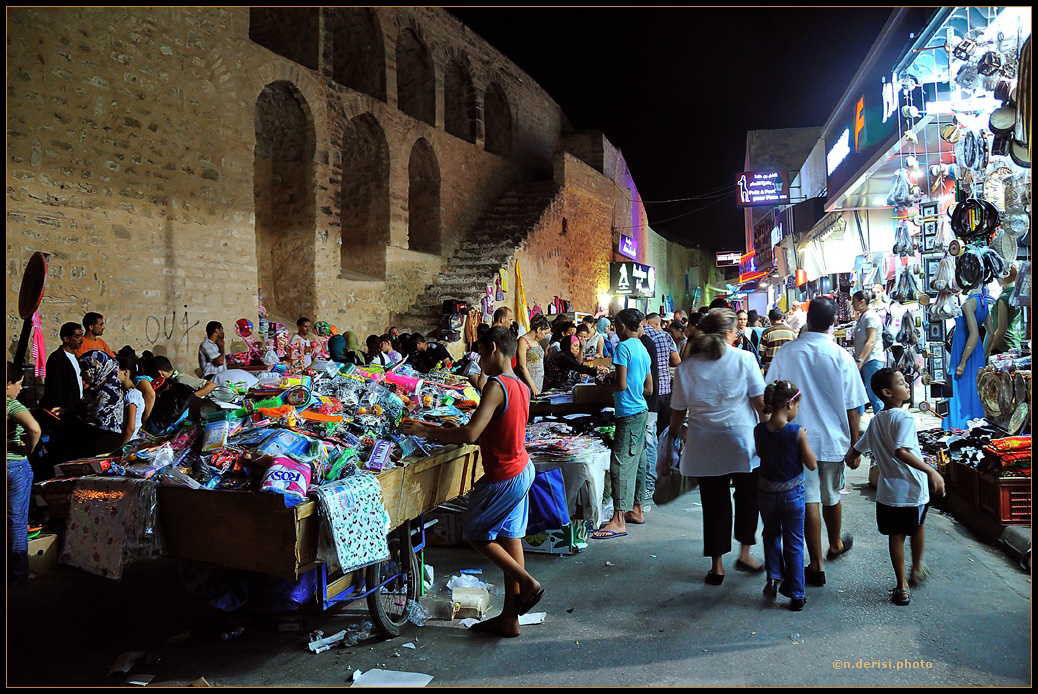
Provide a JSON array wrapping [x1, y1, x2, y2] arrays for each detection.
[[77, 350, 125, 434], [515, 260, 530, 332], [31, 311, 46, 378]]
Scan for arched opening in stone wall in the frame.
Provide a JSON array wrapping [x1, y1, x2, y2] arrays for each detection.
[[395, 28, 435, 127], [329, 8, 386, 101], [444, 60, 477, 143], [340, 114, 391, 279], [483, 82, 513, 157], [249, 8, 320, 71], [254, 82, 316, 321], [407, 138, 441, 254]]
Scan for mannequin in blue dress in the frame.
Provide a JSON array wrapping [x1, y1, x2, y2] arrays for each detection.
[[945, 292, 991, 431]]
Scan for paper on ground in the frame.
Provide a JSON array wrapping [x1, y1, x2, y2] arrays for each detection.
[[352, 669, 433, 687], [402, 642, 416, 649], [518, 612, 546, 625], [123, 674, 154, 686], [446, 574, 487, 590], [308, 629, 347, 653]]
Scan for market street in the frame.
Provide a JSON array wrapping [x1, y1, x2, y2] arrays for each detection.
[[8, 430, 1030, 688]]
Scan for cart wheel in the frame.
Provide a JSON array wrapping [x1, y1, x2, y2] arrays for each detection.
[[367, 523, 419, 637]]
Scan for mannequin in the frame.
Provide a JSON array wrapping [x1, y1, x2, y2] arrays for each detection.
[[945, 288, 992, 431], [984, 266, 1023, 357]]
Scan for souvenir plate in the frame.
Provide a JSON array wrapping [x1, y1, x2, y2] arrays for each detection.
[[999, 371, 1014, 414], [1014, 372, 1026, 405], [978, 372, 1002, 418], [1008, 402, 1029, 435]]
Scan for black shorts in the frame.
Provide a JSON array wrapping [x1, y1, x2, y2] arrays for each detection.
[[876, 502, 929, 536]]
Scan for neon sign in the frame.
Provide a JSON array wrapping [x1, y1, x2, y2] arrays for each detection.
[[736, 171, 790, 207], [618, 234, 638, 259], [827, 129, 851, 175], [739, 251, 766, 284]]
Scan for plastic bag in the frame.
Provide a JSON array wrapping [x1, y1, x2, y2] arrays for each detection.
[[526, 467, 570, 535], [1009, 262, 1030, 307], [126, 442, 175, 479], [930, 290, 963, 320], [260, 457, 312, 507], [933, 253, 958, 292], [886, 168, 912, 208]]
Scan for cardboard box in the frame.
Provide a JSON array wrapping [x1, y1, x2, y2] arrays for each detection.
[[28, 533, 59, 574], [522, 521, 589, 555], [451, 586, 490, 619], [53, 458, 112, 478], [426, 509, 465, 546], [572, 384, 613, 405], [33, 476, 82, 518]]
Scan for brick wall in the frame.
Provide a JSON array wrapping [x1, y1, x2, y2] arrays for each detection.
[[7, 6, 709, 372]]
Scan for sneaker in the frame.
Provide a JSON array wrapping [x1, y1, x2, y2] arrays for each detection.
[[763, 578, 779, 598], [789, 597, 806, 612]]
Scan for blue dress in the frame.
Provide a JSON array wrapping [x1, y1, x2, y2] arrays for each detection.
[[945, 294, 990, 431]]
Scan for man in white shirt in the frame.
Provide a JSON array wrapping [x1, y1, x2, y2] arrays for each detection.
[[766, 297, 869, 587], [198, 321, 228, 380]]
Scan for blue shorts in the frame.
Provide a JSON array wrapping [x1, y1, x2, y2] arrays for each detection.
[[463, 461, 534, 542]]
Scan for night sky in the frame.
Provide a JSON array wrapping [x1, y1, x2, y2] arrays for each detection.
[[448, 7, 894, 252]]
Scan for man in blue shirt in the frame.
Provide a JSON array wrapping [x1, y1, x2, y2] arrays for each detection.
[[593, 308, 653, 540]]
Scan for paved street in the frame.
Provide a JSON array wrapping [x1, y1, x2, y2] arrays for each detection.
[[8, 424, 1031, 687]]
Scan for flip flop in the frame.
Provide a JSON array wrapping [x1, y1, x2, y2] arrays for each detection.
[[469, 619, 520, 638], [735, 558, 765, 573], [623, 515, 646, 525], [591, 529, 628, 540], [518, 588, 545, 616], [826, 534, 854, 561]]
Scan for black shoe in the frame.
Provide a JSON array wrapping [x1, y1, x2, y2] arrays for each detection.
[[704, 572, 724, 586], [789, 597, 806, 612], [735, 558, 765, 573], [826, 534, 854, 561], [763, 578, 779, 598], [778, 581, 794, 599], [805, 569, 826, 586]]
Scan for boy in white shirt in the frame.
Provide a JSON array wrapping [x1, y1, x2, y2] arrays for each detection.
[[844, 367, 945, 607]]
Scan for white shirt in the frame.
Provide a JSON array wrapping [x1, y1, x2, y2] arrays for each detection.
[[853, 408, 929, 507], [671, 346, 766, 476], [198, 338, 227, 378], [853, 309, 886, 364], [765, 331, 869, 462], [786, 309, 806, 335], [64, 349, 84, 398], [289, 334, 319, 367], [124, 387, 145, 440]]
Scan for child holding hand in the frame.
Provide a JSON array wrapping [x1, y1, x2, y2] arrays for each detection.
[[755, 380, 817, 611], [845, 368, 945, 607]]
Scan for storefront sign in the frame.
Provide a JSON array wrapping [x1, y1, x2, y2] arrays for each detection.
[[715, 251, 742, 267], [823, 8, 930, 205], [617, 234, 638, 260], [609, 261, 656, 298], [736, 171, 790, 207], [752, 213, 775, 272]]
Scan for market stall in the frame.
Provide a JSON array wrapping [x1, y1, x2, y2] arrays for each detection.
[[34, 350, 490, 636]]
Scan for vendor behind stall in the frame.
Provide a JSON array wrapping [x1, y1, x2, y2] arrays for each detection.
[[401, 326, 543, 638], [543, 335, 601, 391]]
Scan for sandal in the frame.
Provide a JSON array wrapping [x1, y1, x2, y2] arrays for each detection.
[[890, 587, 911, 606], [908, 560, 929, 587]]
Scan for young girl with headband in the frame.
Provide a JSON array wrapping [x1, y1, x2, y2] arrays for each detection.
[[754, 379, 818, 611]]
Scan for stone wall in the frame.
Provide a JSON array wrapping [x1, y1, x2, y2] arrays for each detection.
[[6, 6, 576, 366]]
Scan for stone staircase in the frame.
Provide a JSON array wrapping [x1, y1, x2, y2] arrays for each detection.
[[397, 180, 562, 333]]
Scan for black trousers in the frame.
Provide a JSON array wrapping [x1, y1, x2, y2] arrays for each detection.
[[696, 469, 760, 557], [656, 392, 671, 436]]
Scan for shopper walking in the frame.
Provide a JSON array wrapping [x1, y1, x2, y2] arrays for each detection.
[[755, 379, 817, 611], [759, 309, 796, 373], [644, 313, 680, 435], [594, 308, 652, 540], [766, 298, 868, 587], [851, 290, 887, 415], [670, 308, 767, 583]]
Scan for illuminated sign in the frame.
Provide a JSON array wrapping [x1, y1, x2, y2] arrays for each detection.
[[739, 251, 767, 284], [609, 262, 656, 298], [715, 251, 742, 267], [827, 129, 851, 175], [617, 234, 638, 260], [736, 171, 790, 207]]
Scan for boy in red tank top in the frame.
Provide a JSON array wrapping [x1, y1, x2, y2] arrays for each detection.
[[402, 326, 543, 638]]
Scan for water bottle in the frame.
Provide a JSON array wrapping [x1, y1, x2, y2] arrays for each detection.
[[407, 599, 428, 627]]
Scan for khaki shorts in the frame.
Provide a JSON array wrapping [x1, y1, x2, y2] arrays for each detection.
[[802, 461, 846, 507]]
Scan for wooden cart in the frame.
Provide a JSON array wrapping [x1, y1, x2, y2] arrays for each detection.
[[158, 444, 483, 635]]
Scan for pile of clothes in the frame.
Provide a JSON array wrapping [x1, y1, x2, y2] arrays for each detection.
[[980, 436, 1031, 479]]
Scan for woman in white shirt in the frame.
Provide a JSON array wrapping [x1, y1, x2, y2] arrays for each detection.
[[668, 308, 768, 585]]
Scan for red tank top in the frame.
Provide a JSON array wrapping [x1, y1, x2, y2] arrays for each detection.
[[479, 375, 530, 483]]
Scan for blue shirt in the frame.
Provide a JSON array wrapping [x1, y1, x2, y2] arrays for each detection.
[[754, 422, 803, 485], [612, 337, 651, 418]]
